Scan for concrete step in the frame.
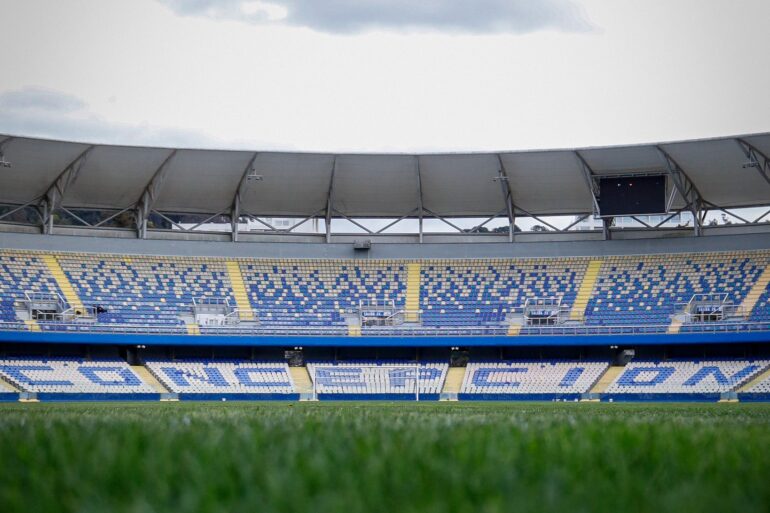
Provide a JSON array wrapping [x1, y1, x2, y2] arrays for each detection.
[[440, 367, 467, 399], [131, 365, 171, 394], [289, 367, 314, 396], [737, 364, 770, 392], [589, 365, 625, 394]]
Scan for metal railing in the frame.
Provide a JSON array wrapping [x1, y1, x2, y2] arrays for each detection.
[[1, 320, 769, 337]]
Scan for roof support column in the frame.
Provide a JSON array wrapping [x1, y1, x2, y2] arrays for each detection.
[[736, 138, 770, 188], [40, 145, 95, 235], [574, 151, 607, 240], [325, 157, 337, 243], [496, 155, 515, 242], [415, 156, 424, 243], [657, 146, 704, 237], [135, 149, 177, 239], [230, 152, 259, 242]]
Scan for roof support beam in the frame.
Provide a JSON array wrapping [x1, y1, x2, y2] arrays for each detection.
[[574, 151, 609, 240], [332, 209, 374, 234], [375, 208, 419, 234], [574, 151, 601, 216], [230, 152, 259, 242], [657, 146, 705, 236], [325, 157, 337, 243], [240, 213, 278, 231], [469, 208, 508, 233], [135, 149, 177, 239], [496, 155, 515, 242], [0, 196, 43, 222], [735, 138, 770, 188], [415, 156, 424, 243], [286, 208, 325, 233], [40, 145, 95, 235], [422, 208, 465, 233]]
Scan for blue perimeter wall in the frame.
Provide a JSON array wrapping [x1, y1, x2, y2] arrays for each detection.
[[1, 330, 769, 347]]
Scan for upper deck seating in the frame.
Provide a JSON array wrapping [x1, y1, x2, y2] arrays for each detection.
[[586, 252, 769, 328], [57, 254, 233, 325], [240, 260, 407, 328], [0, 250, 768, 334], [0, 251, 62, 323], [421, 259, 587, 327]]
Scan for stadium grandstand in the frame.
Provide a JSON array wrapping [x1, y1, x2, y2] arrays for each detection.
[[1, 132, 770, 402]]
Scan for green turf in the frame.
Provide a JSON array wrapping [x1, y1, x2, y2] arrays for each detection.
[[1, 402, 769, 513]]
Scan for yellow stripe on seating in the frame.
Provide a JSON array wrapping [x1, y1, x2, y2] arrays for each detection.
[[740, 265, 770, 318], [570, 260, 603, 321], [225, 261, 256, 321], [24, 319, 41, 332], [41, 254, 84, 312], [405, 263, 421, 322]]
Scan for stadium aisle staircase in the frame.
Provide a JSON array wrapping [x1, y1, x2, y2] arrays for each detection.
[[570, 260, 603, 321], [738, 364, 770, 393], [405, 263, 421, 322], [24, 319, 41, 332], [589, 365, 624, 394], [348, 324, 362, 336], [0, 375, 19, 392], [740, 265, 770, 318], [186, 323, 201, 335], [289, 367, 314, 397], [131, 365, 171, 394], [440, 367, 467, 400], [42, 254, 84, 312], [225, 261, 256, 321], [507, 324, 522, 336], [667, 316, 685, 334]]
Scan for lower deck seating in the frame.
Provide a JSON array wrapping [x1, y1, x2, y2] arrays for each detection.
[[145, 359, 295, 395], [604, 359, 770, 395], [0, 357, 155, 394], [307, 361, 449, 397], [460, 360, 609, 397]]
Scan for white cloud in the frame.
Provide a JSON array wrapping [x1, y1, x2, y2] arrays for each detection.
[[157, 0, 592, 34], [0, 87, 224, 148]]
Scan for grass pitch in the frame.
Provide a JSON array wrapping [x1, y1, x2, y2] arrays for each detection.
[[1, 402, 769, 513]]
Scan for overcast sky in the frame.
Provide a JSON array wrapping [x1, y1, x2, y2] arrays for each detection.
[[1, 0, 769, 152]]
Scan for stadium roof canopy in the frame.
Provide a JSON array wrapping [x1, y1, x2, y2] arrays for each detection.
[[0, 132, 769, 240]]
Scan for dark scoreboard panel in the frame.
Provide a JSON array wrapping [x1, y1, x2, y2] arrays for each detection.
[[598, 175, 666, 217]]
